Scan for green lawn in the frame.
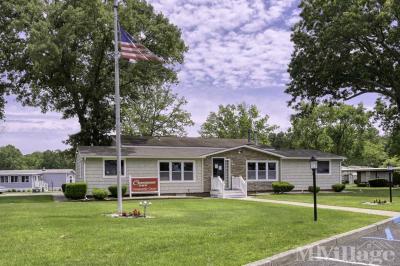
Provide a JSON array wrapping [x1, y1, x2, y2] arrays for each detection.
[[256, 186, 400, 212], [0, 196, 384, 266]]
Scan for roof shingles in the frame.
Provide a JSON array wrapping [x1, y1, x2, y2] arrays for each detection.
[[79, 136, 344, 159]]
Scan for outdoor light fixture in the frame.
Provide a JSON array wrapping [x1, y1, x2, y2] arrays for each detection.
[[139, 201, 152, 218], [310, 156, 318, 170], [310, 156, 318, 221], [388, 165, 394, 203]]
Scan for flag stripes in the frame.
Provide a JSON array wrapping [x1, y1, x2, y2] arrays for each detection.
[[119, 26, 161, 63]]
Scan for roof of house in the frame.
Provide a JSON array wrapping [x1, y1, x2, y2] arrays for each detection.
[[0, 169, 75, 175], [115, 136, 255, 148], [78, 136, 345, 160], [342, 166, 400, 172], [78, 146, 225, 158], [268, 149, 342, 158]]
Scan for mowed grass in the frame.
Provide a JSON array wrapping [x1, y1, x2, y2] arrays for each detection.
[[0, 195, 53, 204], [0, 196, 383, 266], [256, 186, 400, 212]]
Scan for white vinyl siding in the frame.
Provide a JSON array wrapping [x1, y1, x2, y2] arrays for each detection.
[[281, 159, 341, 190], [83, 158, 203, 194]]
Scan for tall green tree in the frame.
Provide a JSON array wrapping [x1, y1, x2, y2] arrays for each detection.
[[0, 145, 26, 170], [374, 97, 400, 155], [24, 150, 74, 169], [268, 131, 294, 149], [200, 103, 277, 144], [0, 0, 187, 147], [0, 145, 74, 170], [121, 86, 194, 136], [290, 103, 385, 166], [287, 1, 400, 129]]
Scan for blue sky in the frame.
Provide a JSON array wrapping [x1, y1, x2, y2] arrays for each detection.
[[0, 0, 378, 154]]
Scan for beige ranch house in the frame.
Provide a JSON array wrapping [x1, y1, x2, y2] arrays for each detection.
[[75, 136, 344, 198]]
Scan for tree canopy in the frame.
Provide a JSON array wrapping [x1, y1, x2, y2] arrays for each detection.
[[287, 0, 400, 116], [0, 145, 26, 170], [0, 145, 74, 170], [276, 103, 387, 167], [121, 86, 193, 136], [0, 0, 187, 147], [200, 103, 277, 144]]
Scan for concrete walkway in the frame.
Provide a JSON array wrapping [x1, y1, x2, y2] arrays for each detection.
[[240, 197, 400, 217]]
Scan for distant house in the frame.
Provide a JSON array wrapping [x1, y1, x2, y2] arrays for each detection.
[[342, 166, 400, 184], [0, 169, 76, 192], [75, 136, 344, 198]]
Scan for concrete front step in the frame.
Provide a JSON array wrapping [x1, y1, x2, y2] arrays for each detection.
[[211, 190, 247, 199]]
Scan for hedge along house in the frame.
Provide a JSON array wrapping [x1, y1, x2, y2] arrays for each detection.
[[75, 137, 344, 198], [0, 169, 76, 192]]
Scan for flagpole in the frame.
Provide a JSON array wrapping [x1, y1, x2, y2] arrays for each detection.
[[113, 0, 123, 214]]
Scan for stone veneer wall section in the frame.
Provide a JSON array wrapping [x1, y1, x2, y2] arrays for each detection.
[[203, 147, 281, 192]]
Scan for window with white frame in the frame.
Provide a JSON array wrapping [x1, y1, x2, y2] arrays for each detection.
[[104, 159, 125, 176], [159, 161, 194, 182], [10, 176, 18, 183], [21, 176, 30, 183], [258, 162, 267, 180], [268, 162, 277, 180], [159, 162, 170, 181], [247, 162, 257, 180], [247, 161, 278, 181], [0, 176, 8, 183], [317, 161, 330, 174], [183, 162, 194, 181]]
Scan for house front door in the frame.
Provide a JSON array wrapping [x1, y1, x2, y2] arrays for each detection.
[[213, 158, 225, 181]]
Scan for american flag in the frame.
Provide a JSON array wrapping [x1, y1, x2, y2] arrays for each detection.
[[119, 26, 161, 63]]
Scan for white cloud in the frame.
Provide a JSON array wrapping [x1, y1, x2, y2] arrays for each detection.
[[150, 0, 296, 91], [146, 0, 300, 134]]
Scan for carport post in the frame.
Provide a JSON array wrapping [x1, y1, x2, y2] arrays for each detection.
[[388, 165, 393, 203], [310, 156, 318, 222]]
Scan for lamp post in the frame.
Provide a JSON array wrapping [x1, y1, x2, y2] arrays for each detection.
[[140, 201, 152, 218], [388, 165, 393, 203], [310, 156, 318, 222]]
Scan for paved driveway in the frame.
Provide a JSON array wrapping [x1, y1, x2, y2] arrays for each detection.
[[294, 217, 400, 266]]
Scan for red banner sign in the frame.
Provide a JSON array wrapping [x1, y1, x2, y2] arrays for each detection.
[[130, 177, 159, 193]]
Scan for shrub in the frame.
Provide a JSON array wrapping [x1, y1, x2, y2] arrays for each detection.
[[332, 183, 346, 192], [272, 182, 295, 193], [357, 183, 368, 187], [92, 188, 108, 200], [308, 186, 320, 193], [108, 185, 127, 198], [27, 189, 31, 193], [11, 189, 16, 192], [61, 184, 66, 193], [368, 178, 389, 187], [64, 183, 87, 200]]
